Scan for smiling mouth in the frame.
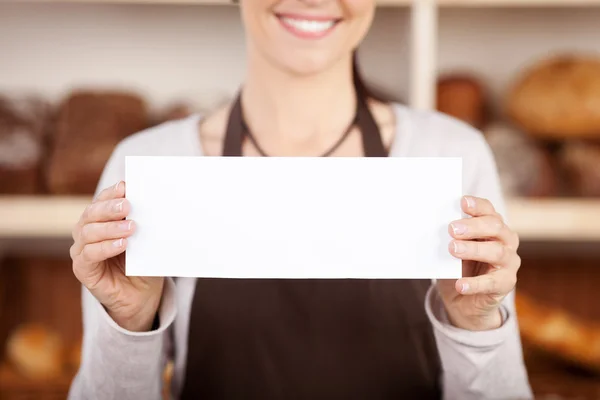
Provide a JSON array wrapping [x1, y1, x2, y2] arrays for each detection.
[[276, 14, 341, 39]]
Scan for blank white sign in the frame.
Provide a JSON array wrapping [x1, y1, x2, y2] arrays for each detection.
[[125, 156, 462, 279]]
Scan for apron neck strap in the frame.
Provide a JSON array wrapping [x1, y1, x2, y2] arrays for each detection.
[[222, 89, 387, 157]]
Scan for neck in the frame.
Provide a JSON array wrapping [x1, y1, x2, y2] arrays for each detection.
[[240, 51, 357, 155]]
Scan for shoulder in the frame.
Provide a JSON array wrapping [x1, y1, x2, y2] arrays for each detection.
[[114, 115, 202, 157], [390, 103, 505, 212], [94, 115, 201, 194], [391, 103, 490, 157], [390, 103, 496, 176]]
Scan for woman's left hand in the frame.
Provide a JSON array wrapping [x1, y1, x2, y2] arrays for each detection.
[[436, 195, 521, 331]]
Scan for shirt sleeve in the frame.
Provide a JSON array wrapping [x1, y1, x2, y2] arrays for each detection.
[[424, 124, 534, 400], [68, 142, 178, 400]]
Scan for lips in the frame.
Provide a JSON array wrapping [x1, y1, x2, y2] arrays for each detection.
[[276, 14, 340, 39]]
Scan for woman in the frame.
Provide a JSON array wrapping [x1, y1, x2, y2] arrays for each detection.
[[68, 1, 532, 399]]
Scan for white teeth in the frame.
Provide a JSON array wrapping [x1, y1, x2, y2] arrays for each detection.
[[281, 17, 335, 33]]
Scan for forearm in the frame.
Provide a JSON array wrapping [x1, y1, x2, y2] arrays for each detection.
[[69, 279, 177, 400], [425, 285, 533, 400]]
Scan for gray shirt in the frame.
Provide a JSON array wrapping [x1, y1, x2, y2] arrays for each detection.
[[68, 104, 533, 400]]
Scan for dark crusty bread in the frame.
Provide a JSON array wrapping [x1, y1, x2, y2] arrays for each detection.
[[559, 141, 600, 197], [46, 91, 148, 194], [483, 122, 558, 197]]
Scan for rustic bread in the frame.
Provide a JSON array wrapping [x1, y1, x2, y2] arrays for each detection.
[[46, 91, 148, 194], [483, 122, 557, 197], [506, 55, 600, 139], [6, 324, 65, 380], [559, 141, 600, 197], [436, 75, 487, 130], [516, 292, 600, 373], [0, 96, 52, 194]]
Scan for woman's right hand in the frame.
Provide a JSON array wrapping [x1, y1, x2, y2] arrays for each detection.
[[70, 181, 165, 332]]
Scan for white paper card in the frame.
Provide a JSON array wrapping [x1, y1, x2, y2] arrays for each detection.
[[125, 156, 462, 279]]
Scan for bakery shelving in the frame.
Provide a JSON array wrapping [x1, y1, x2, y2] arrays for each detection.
[[508, 198, 600, 242], [1, 195, 599, 241], [0, 196, 89, 239]]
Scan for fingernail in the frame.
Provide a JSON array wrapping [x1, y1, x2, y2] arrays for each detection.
[[461, 282, 470, 293], [451, 223, 467, 235], [113, 238, 123, 248], [453, 242, 466, 254], [466, 196, 475, 209], [114, 200, 124, 213], [119, 221, 132, 231], [114, 181, 121, 192]]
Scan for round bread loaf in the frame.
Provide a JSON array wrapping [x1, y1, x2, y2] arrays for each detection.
[[516, 292, 600, 373], [436, 75, 487, 130], [559, 141, 600, 197], [506, 55, 600, 139], [483, 122, 557, 197], [6, 324, 64, 380]]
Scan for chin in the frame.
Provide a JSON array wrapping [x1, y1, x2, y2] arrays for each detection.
[[277, 52, 343, 77]]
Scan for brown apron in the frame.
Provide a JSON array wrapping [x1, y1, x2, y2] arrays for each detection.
[[179, 91, 442, 399]]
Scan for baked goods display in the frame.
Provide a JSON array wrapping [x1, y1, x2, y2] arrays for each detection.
[[483, 122, 558, 197], [506, 54, 600, 140], [436, 74, 488, 130], [558, 141, 600, 197], [0, 90, 201, 195], [5, 324, 65, 381], [45, 91, 148, 194], [0, 95, 53, 194], [516, 292, 600, 374]]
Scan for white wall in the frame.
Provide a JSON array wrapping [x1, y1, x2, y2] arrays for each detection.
[[0, 3, 410, 113], [1, 3, 600, 115]]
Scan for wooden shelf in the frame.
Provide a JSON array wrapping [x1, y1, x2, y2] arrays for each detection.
[[0, 196, 599, 241], [0, 196, 89, 239], [507, 198, 600, 242]]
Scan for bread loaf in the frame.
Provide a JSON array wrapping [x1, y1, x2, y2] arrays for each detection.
[[6, 324, 65, 380], [0, 96, 52, 194], [559, 141, 600, 197], [436, 75, 487, 129], [516, 292, 600, 373], [507, 55, 600, 139], [483, 123, 557, 197], [46, 91, 148, 194]]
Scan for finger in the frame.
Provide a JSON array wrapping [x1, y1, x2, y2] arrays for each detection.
[[80, 220, 136, 245], [80, 198, 130, 226], [77, 237, 128, 265], [461, 196, 500, 219], [449, 240, 516, 268], [93, 181, 126, 203], [449, 215, 512, 243], [456, 270, 517, 296]]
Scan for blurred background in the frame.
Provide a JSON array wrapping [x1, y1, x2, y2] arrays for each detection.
[[0, 0, 599, 399]]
